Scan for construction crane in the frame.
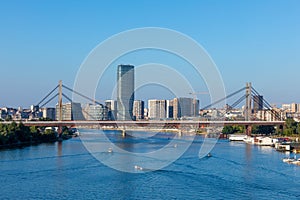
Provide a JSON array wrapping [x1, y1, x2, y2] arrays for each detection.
[[189, 92, 209, 101]]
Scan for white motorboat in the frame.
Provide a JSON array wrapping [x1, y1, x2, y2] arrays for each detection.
[[74, 130, 80, 137], [107, 147, 113, 153], [282, 157, 295, 163], [243, 136, 254, 144], [134, 165, 143, 171], [291, 158, 300, 165], [229, 134, 247, 141], [282, 155, 300, 165], [255, 137, 273, 146]]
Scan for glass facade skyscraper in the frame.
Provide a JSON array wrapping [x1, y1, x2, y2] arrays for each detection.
[[253, 95, 263, 112], [117, 64, 135, 120], [173, 97, 199, 119]]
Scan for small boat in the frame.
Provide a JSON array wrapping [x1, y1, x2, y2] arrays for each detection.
[[134, 165, 143, 171], [74, 130, 80, 137], [244, 136, 254, 144], [229, 135, 247, 141], [207, 153, 212, 157], [291, 158, 300, 165], [107, 148, 113, 153], [283, 155, 299, 164], [255, 137, 273, 146], [282, 157, 295, 163]]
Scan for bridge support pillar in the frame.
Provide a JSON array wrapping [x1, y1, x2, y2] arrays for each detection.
[[245, 125, 252, 136], [122, 129, 126, 137], [177, 130, 182, 137], [57, 125, 63, 138]]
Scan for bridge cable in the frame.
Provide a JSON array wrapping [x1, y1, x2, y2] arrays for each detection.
[[251, 96, 280, 120], [231, 94, 247, 109], [61, 93, 73, 103], [251, 87, 274, 109], [201, 87, 246, 110], [62, 85, 103, 106], [251, 91, 279, 119], [36, 85, 59, 106], [251, 88, 280, 117], [219, 94, 246, 116], [61, 93, 99, 121], [251, 88, 281, 120], [40, 93, 58, 108]]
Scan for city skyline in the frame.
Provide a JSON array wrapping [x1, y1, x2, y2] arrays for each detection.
[[1, 2, 300, 198], [0, 1, 300, 107], [0, 65, 298, 122], [2, 78, 300, 111]]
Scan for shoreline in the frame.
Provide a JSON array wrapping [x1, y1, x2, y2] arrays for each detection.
[[0, 140, 56, 150], [0, 136, 72, 150]]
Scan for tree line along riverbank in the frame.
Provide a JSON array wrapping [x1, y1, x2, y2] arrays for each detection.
[[221, 118, 300, 136], [0, 121, 72, 149]]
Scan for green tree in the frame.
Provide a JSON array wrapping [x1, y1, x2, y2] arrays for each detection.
[[6, 122, 17, 143], [15, 122, 30, 142], [252, 125, 275, 135], [8, 121, 17, 132], [283, 128, 294, 136], [30, 126, 38, 134], [40, 129, 57, 142], [233, 125, 245, 133], [30, 126, 42, 142], [296, 123, 300, 134], [283, 118, 297, 136], [222, 125, 235, 134]]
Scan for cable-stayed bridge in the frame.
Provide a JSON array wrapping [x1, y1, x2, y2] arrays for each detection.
[[2, 81, 285, 136]]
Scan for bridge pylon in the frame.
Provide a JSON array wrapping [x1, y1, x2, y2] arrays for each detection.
[[57, 80, 63, 136], [245, 82, 252, 121], [58, 80, 63, 121]]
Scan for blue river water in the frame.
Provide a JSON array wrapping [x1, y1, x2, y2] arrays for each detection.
[[1, 129, 300, 200]]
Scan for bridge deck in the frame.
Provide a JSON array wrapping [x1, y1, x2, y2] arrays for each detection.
[[0, 120, 285, 127]]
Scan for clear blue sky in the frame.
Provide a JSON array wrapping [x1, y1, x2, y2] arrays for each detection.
[[0, 0, 299, 108]]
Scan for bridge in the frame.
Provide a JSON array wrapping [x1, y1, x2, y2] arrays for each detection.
[[1, 120, 285, 137], [0, 120, 285, 127], [1, 81, 285, 136]]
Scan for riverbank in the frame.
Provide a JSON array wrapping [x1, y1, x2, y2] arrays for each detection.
[[0, 121, 73, 150], [0, 134, 73, 150]]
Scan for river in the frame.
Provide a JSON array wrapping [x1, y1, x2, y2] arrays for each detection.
[[1, 129, 300, 199]]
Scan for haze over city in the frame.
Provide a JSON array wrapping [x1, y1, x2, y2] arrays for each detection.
[[0, 1, 300, 108]]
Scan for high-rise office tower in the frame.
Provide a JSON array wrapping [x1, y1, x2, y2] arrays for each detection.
[[133, 100, 144, 120], [83, 103, 107, 120], [55, 102, 85, 120], [173, 97, 198, 119], [41, 107, 56, 120], [253, 95, 263, 112], [148, 99, 167, 120], [117, 64, 135, 120], [166, 100, 174, 119], [105, 100, 117, 120], [291, 103, 297, 113], [192, 99, 200, 117]]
